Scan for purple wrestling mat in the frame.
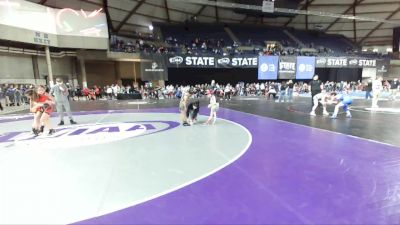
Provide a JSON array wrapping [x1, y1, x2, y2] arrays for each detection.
[[71, 107, 400, 224]]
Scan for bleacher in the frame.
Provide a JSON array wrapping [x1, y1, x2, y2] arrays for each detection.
[[228, 24, 292, 47], [288, 29, 355, 54], [159, 23, 233, 53], [110, 23, 370, 57]]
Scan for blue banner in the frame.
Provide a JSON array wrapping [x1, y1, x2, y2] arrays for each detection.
[[296, 56, 316, 79], [258, 56, 279, 80]]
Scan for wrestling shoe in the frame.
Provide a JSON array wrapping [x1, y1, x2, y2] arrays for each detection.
[[330, 115, 337, 119], [323, 112, 330, 116], [309, 111, 316, 116], [346, 113, 352, 118], [48, 129, 56, 135], [32, 128, 39, 136], [58, 120, 64, 126], [70, 120, 77, 125]]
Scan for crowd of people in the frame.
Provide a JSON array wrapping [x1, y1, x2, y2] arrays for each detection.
[[0, 84, 33, 110], [3, 78, 396, 111], [107, 79, 397, 102], [111, 37, 170, 54], [110, 34, 326, 57], [0, 76, 398, 134], [110, 31, 350, 57]]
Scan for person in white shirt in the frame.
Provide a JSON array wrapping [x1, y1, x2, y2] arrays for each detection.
[[372, 76, 383, 108], [310, 91, 332, 116], [260, 83, 266, 96], [204, 90, 219, 125], [390, 78, 399, 100], [111, 84, 118, 99], [224, 84, 231, 100]]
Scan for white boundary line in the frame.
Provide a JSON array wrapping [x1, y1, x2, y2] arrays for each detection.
[[350, 107, 400, 115]]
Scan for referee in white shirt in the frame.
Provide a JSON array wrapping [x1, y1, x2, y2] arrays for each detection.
[[372, 76, 383, 108]]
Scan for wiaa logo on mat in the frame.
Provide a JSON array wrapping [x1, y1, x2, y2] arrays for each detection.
[[0, 121, 180, 149]]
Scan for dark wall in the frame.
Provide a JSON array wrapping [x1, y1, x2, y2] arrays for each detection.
[[166, 68, 258, 85]]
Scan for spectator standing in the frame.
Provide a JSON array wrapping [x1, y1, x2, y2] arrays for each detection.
[[287, 80, 294, 102], [365, 79, 373, 99], [390, 78, 399, 100], [278, 81, 287, 103], [372, 76, 383, 108], [310, 75, 322, 106], [50, 78, 77, 125]]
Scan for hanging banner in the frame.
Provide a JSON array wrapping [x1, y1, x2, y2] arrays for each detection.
[[141, 54, 168, 81], [358, 59, 377, 68], [278, 56, 296, 79], [376, 60, 389, 77], [167, 55, 258, 68], [296, 56, 315, 79], [316, 57, 327, 68], [165, 54, 382, 71], [230, 56, 258, 68], [325, 57, 348, 68], [258, 56, 279, 80], [215, 57, 231, 68], [348, 58, 359, 68], [316, 57, 377, 68]]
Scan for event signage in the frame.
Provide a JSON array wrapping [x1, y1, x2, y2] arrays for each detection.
[[167, 55, 258, 68], [33, 31, 51, 45], [358, 59, 376, 67], [326, 57, 348, 67], [296, 56, 315, 79], [348, 58, 359, 68], [141, 54, 168, 81], [316, 57, 327, 67], [376, 60, 389, 77], [231, 57, 258, 67], [185, 57, 215, 66], [166, 55, 385, 75], [278, 56, 296, 79], [316, 57, 378, 68], [262, 0, 275, 13], [258, 56, 279, 80]]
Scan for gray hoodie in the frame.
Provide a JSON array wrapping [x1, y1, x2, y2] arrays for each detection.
[[51, 83, 69, 102]]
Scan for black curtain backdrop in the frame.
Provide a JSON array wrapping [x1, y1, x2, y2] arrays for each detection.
[[315, 68, 362, 82], [166, 68, 259, 85]]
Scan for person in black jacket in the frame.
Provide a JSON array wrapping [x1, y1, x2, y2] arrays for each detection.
[[287, 80, 294, 102], [310, 75, 322, 106], [278, 81, 288, 103], [365, 79, 373, 99], [186, 100, 200, 126]]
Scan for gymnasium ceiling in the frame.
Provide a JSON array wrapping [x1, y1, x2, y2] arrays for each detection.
[[27, 0, 400, 46]]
